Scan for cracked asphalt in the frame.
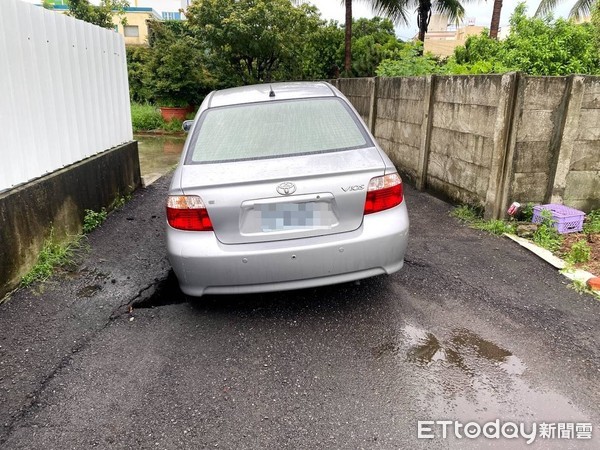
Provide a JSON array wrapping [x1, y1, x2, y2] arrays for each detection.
[[1, 176, 599, 449]]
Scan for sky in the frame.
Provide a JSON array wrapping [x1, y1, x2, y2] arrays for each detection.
[[23, 0, 573, 40]]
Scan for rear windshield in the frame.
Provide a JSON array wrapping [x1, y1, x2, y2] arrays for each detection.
[[186, 97, 370, 164]]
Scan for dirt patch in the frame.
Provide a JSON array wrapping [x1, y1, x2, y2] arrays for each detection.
[[560, 232, 600, 276]]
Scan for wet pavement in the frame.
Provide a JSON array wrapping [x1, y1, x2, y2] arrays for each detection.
[[0, 178, 599, 449], [135, 133, 185, 186]]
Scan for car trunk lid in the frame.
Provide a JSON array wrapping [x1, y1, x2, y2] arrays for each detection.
[[179, 147, 385, 244]]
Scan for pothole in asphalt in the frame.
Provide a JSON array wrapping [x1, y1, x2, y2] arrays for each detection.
[[132, 271, 187, 309], [77, 284, 102, 298]]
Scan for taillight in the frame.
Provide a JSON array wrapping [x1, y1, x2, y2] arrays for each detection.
[[166, 195, 213, 231], [364, 173, 403, 215]]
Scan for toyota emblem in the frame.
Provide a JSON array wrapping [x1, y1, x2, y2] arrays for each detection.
[[276, 181, 296, 196]]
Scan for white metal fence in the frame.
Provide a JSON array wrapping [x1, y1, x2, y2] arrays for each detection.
[[0, 0, 133, 193]]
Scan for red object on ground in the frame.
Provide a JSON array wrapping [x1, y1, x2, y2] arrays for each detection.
[[587, 277, 600, 291], [160, 106, 188, 122]]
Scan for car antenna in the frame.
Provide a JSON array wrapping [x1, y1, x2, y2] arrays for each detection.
[[269, 85, 276, 97]]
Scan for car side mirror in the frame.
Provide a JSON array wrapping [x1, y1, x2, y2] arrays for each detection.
[[182, 120, 194, 133]]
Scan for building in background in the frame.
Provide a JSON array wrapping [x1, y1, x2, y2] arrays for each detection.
[[423, 14, 485, 58], [43, 4, 163, 46], [115, 7, 162, 46]]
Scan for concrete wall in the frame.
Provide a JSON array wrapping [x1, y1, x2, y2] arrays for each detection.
[[428, 76, 503, 207], [0, 143, 140, 300], [0, 1, 139, 300], [335, 74, 600, 217], [374, 77, 428, 185], [562, 77, 600, 211], [334, 78, 373, 126]]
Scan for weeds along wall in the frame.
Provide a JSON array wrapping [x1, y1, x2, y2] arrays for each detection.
[[332, 74, 600, 218], [0, 0, 139, 299], [0, 0, 133, 193]]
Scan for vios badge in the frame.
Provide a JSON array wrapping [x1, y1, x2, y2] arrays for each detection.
[[276, 181, 297, 196]]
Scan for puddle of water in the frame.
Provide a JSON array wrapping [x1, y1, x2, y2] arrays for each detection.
[[393, 325, 595, 439], [135, 134, 186, 178], [402, 327, 516, 376]]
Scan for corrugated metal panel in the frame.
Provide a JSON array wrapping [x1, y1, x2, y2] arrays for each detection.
[[0, 0, 133, 193]]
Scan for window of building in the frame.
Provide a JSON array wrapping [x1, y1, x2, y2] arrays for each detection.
[[124, 25, 139, 37], [162, 12, 181, 20]]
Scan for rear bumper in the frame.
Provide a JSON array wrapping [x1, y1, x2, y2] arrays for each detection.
[[167, 202, 409, 297]]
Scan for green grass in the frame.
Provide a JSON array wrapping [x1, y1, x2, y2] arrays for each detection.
[[569, 279, 593, 295], [83, 193, 132, 234], [131, 103, 163, 132], [473, 219, 516, 235], [110, 193, 132, 211], [584, 209, 600, 234], [161, 118, 184, 132], [565, 239, 591, 265], [450, 205, 480, 223], [530, 210, 562, 252], [450, 205, 515, 235], [520, 202, 535, 222], [21, 232, 84, 287], [131, 102, 192, 132], [83, 208, 107, 234]]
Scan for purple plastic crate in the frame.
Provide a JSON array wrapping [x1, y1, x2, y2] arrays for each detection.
[[532, 204, 584, 234]]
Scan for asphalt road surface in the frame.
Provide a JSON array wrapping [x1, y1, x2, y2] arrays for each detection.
[[1, 177, 599, 449]]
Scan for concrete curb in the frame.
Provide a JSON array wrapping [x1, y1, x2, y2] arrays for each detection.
[[504, 233, 600, 298]]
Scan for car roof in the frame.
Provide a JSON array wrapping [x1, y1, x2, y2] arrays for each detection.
[[207, 82, 338, 108]]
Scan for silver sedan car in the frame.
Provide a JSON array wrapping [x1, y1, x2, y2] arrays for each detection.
[[166, 82, 409, 297]]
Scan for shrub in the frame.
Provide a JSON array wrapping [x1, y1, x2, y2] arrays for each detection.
[[126, 46, 154, 103], [584, 210, 600, 234], [83, 208, 107, 234], [565, 239, 591, 264], [131, 103, 163, 132], [533, 211, 562, 252]]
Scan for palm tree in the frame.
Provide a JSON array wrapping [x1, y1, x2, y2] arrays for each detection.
[[370, 0, 470, 44], [344, 0, 353, 73], [341, 0, 468, 72], [489, 0, 503, 39], [535, 0, 594, 20]]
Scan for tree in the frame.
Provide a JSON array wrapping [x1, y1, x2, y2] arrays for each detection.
[[145, 20, 215, 106], [376, 3, 600, 76], [344, 0, 352, 74], [535, 0, 595, 21], [489, 0, 503, 39], [449, 3, 600, 75], [65, 0, 129, 29], [413, 0, 470, 42], [300, 20, 344, 80], [376, 42, 442, 75], [356, 0, 471, 49], [342, 0, 408, 73], [186, 0, 323, 84], [350, 18, 404, 76]]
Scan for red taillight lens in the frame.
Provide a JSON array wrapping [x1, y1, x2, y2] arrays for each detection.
[[364, 173, 403, 215], [166, 195, 213, 231]]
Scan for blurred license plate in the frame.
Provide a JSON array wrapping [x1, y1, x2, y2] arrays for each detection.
[[259, 202, 332, 231]]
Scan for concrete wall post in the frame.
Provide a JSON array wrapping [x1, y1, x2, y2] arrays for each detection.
[[416, 75, 435, 191], [484, 72, 519, 219], [367, 77, 379, 134], [549, 76, 585, 205]]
